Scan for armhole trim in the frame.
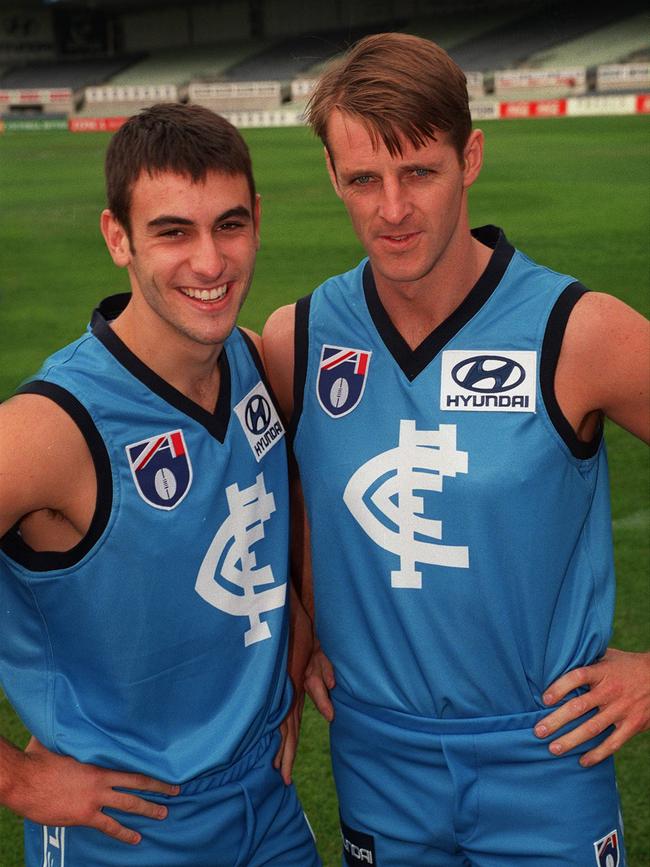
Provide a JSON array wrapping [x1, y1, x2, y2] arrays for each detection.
[[288, 294, 311, 443], [540, 282, 602, 459], [0, 381, 113, 572], [237, 326, 284, 413], [237, 327, 291, 467], [237, 327, 265, 379]]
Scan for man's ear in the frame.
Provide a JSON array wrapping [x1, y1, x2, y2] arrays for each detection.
[[462, 129, 484, 190], [100, 209, 132, 267], [324, 147, 342, 199]]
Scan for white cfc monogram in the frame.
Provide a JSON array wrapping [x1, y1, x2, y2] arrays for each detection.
[[195, 473, 286, 646], [344, 421, 469, 588]]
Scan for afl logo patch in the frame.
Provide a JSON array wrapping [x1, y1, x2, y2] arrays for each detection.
[[126, 429, 192, 510], [441, 350, 536, 412], [317, 345, 371, 418], [235, 382, 285, 462], [594, 830, 620, 867]]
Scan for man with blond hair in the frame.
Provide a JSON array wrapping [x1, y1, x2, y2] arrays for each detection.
[[264, 32, 649, 866]]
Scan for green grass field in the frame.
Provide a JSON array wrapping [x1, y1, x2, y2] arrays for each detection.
[[0, 115, 648, 865]]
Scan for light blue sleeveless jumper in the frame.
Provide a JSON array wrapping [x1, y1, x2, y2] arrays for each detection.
[[1, 294, 292, 783]]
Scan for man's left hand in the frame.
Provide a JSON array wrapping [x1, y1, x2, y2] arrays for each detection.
[[534, 648, 650, 766], [274, 584, 313, 785], [276, 693, 305, 786]]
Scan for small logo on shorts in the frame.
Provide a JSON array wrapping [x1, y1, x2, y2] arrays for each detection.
[[594, 830, 620, 867], [43, 826, 65, 867], [340, 816, 376, 865]]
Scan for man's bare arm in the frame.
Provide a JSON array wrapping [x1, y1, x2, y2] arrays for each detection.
[[536, 293, 650, 764], [0, 395, 179, 842], [555, 292, 649, 444], [0, 394, 94, 542], [263, 307, 336, 724]]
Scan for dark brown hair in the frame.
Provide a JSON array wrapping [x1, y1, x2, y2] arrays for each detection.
[[306, 32, 472, 159], [105, 103, 256, 235]]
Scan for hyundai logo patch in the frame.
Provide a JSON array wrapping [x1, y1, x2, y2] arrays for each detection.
[[440, 350, 536, 412], [235, 382, 285, 462], [452, 355, 525, 392], [245, 393, 272, 435]]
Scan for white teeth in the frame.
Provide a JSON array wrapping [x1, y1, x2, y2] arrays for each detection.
[[182, 285, 227, 301]]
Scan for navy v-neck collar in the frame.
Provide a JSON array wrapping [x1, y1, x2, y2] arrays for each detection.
[[91, 294, 232, 442], [362, 225, 515, 381]]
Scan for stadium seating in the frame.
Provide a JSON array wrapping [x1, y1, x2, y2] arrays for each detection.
[[1, 1, 648, 120], [220, 26, 401, 82], [0, 57, 141, 91], [526, 12, 650, 69], [443, 1, 647, 73], [107, 41, 272, 88]]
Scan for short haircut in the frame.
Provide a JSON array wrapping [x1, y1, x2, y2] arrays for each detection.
[[105, 103, 256, 236], [306, 32, 472, 160]]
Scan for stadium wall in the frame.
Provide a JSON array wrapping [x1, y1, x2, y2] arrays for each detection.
[[1, 92, 639, 134]]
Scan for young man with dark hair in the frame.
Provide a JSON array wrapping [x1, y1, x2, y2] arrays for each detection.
[[0, 103, 320, 867], [264, 32, 649, 866]]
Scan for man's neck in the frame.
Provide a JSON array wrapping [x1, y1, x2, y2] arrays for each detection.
[[111, 303, 223, 413], [375, 235, 493, 351]]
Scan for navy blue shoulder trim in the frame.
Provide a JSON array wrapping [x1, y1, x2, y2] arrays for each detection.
[[92, 294, 231, 442], [0, 381, 112, 572], [540, 282, 601, 459], [289, 294, 311, 442], [237, 327, 285, 421], [237, 327, 265, 381]]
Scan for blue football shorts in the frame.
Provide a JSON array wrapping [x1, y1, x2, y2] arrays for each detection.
[[330, 691, 625, 867], [24, 731, 321, 867]]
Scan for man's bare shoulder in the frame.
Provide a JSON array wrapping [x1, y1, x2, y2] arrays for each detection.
[[558, 292, 649, 442], [262, 304, 296, 347], [565, 291, 646, 344], [1, 390, 87, 434], [0, 393, 93, 537], [262, 304, 297, 419]]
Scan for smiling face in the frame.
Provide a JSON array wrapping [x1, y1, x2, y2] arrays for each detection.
[[325, 110, 483, 301], [101, 169, 260, 354]]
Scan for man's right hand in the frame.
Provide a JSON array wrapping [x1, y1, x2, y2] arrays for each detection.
[[304, 646, 336, 723], [7, 738, 179, 845]]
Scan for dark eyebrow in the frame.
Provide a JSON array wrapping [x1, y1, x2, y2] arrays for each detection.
[[218, 206, 252, 222], [147, 215, 193, 229], [147, 205, 252, 230]]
